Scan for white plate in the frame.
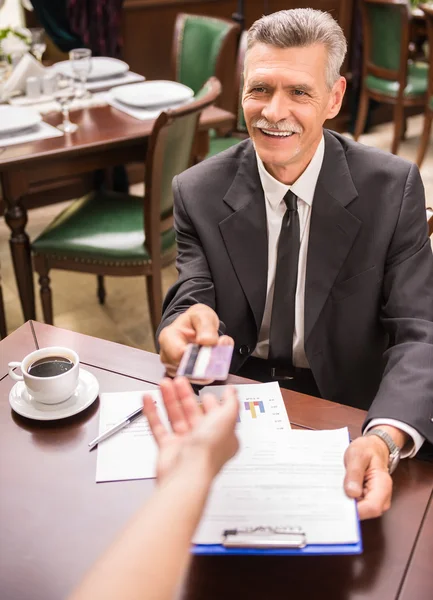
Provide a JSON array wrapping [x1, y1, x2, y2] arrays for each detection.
[[9, 368, 99, 421], [111, 80, 194, 108], [0, 106, 42, 136], [53, 57, 129, 81]]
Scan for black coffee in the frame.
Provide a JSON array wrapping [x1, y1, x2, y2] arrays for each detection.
[[28, 356, 74, 378]]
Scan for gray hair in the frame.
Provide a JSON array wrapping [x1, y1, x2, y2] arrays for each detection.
[[246, 9, 347, 89]]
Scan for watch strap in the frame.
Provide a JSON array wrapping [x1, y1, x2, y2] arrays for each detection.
[[365, 428, 401, 474]]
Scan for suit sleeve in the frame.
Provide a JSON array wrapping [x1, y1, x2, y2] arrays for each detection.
[[364, 163, 433, 444], [156, 176, 226, 342]]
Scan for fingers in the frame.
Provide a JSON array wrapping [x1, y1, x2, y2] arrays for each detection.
[[344, 437, 393, 520], [217, 335, 235, 347], [190, 305, 220, 346], [356, 470, 393, 520], [344, 441, 372, 499], [201, 392, 219, 413], [158, 323, 196, 376], [158, 305, 219, 375], [221, 386, 240, 424], [142, 393, 169, 446], [173, 377, 202, 427], [202, 386, 239, 432], [159, 378, 190, 435]]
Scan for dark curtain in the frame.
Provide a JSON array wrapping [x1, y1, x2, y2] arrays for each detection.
[[30, 0, 128, 192], [30, 0, 124, 58], [68, 0, 125, 59], [29, 0, 82, 53]]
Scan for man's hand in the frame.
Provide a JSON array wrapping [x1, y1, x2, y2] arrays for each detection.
[[143, 377, 239, 483], [344, 425, 408, 519], [343, 435, 393, 520], [158, 304, 234, 378]]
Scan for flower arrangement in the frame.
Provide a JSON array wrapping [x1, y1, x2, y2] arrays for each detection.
[[0, 27, 31, 62]]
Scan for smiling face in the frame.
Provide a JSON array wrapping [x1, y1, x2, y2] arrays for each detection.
[[242, 43, 346, 184]]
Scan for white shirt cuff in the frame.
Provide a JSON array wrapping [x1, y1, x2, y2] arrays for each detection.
[[363, 418, 425, 458]]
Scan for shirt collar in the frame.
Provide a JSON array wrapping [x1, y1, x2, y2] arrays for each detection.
[[256, 135, 325, 210]]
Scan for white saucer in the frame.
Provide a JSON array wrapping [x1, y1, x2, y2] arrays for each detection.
[[9, 368, 99, 421]]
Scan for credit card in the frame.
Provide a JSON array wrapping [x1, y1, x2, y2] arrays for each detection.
[[177, 344, 234, 381]]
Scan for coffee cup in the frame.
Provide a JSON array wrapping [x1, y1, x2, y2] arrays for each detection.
[[8, 346, 80, 404]]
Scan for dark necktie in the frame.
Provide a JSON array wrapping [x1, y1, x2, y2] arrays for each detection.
[[268, 190, 300, 367]]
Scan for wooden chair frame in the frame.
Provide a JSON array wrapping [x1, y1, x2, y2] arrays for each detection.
[[0, 265, 6, 339], [416, 4, 433, 167], [33, 78, 222, 338], [427, 207, 433, 237], [171, 13, 240, 114], [354, 0, 427, 154]]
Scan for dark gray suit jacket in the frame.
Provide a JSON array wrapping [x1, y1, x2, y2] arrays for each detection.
[[158, 130, 433, 444]]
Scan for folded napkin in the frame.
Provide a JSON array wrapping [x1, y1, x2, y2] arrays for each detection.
[[10, 92, 108, 114], [2, 53, 45, 99], [105, 90, 190, 121], [0, 122, 63, 148], [86, 71, 145, 92]]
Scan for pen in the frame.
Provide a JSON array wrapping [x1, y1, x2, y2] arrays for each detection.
[[88, 405, 144, 451]]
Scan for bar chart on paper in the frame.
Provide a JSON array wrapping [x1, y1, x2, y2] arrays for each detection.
[[244, 400, 265, 418], [201, 381, 291, 436]]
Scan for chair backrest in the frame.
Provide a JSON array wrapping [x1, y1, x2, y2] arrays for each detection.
[[427, 207, 433, 238], [143, 77, 221, 257], [420, 4, 433, 106], [360, 0, 411, 83], [235, 30, 248, 133], [172, 13, 239, 111]]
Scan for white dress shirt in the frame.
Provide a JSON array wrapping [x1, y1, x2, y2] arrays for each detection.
[[252, 136, 424, 458]]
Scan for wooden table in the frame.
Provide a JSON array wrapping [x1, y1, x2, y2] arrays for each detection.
[[1, 321, 432, 600], [0, 105, 235, 325]]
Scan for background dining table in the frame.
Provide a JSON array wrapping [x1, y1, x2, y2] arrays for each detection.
[[0, 103, 235, 326], [0, 321, 432, 600]]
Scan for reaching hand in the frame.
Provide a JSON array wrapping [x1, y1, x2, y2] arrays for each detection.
[[343, 435, 393, 519], [158, 304, 234, 379], [143, 377, 239, 482]]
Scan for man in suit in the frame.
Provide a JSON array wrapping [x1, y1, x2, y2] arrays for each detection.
[[157, 9, 433, 519]]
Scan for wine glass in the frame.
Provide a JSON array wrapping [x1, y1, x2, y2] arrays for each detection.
[[53, 74, 78, 133], [0, 52, 11, 101], [69, 48, 92, 99], [30, 28, 47, 63]]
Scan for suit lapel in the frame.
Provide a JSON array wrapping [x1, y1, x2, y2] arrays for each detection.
[[305, 131, 361, 343], [219, 142, 268, 333]]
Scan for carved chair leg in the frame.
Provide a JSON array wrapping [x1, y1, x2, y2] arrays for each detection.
[[391, 104, 405, 155], [416, 111, 432, 168], [97, 275, 106, 305], [0, 282, 7, 339], [146, 271, 163, 342], [354, 89, 370, 141], [38, 265, 54, 325], [401, 115, 408, 140]]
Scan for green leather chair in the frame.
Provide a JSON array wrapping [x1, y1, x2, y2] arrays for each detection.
[[354, 0, 428, 155], [206, 30, 249, 160], [172, 13, 240, 114], [416, 3, 433, 167], [32, 78, 221, 338]]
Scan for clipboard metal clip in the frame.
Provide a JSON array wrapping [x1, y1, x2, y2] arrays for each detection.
[[222, 526, 307, 549]]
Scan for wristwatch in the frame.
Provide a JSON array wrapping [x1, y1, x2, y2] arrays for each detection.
[[365, 428, 401, 474]]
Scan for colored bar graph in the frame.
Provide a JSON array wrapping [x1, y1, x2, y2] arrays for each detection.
[[244, 400, 265, 418]]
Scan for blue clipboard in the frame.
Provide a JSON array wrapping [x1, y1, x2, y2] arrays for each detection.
[[192, 517, 363, 555], [192, 427, 362, 556]]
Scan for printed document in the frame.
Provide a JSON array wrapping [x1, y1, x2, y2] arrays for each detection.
[[95, 389, 165, 482], [96, 382, 290, 482], [194, 428, 359, 546]]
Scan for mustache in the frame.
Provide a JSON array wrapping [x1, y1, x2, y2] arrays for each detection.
[[251, 118, 303, 134]]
